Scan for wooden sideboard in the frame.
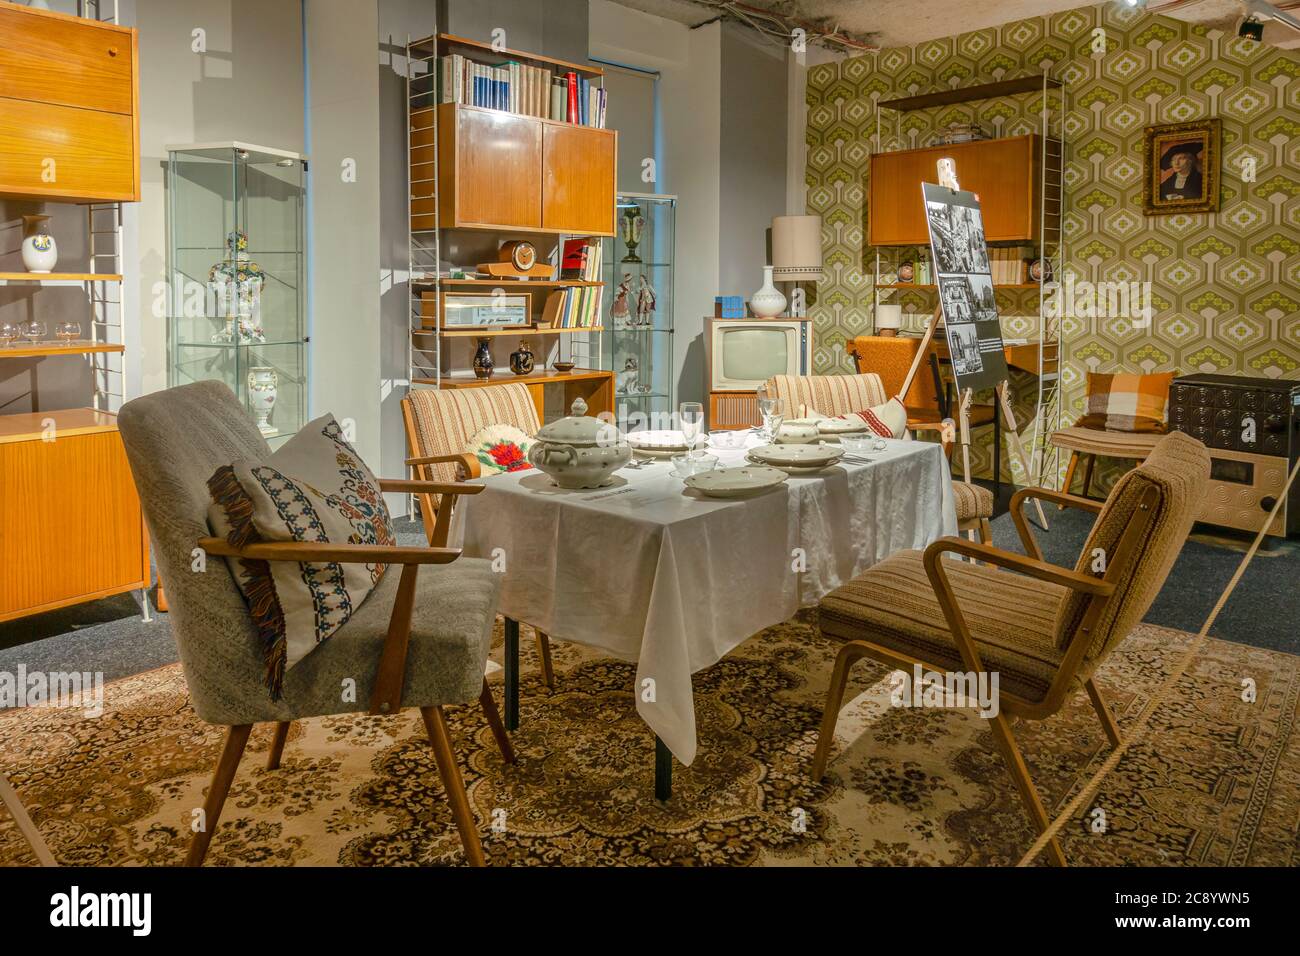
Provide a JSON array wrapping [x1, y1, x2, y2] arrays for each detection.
[[415, 102, 616, 236], [0, 4, 140, 203], [0, 409, 149, 622], [869, 135, 1044, 246]]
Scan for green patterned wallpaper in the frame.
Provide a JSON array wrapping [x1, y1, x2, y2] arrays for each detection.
[[805, 2, 1299, 488]]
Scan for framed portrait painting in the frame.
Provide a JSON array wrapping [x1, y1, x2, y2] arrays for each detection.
[[1143, 119, 1221, 215]]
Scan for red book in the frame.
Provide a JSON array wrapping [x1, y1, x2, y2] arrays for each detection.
[[566, 72, 578, 124], [560, 238, 588, 279]]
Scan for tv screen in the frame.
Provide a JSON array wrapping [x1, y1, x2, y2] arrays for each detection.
[[722, 328, 789, 382]]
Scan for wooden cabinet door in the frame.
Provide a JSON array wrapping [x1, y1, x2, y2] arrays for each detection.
[[0, 96, 136, 202], [869, 135, 1040, 246], [0, 430, 148, 620], [542, 123, 616, 236], [0, 4, 135, 115], [441, 105, 542, 229]]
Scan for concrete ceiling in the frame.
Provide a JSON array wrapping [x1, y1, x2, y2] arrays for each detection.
[[604, 0, 1300, 50]]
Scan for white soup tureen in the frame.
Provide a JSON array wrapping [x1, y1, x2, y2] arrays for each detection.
[[528, 398, 631, 489]]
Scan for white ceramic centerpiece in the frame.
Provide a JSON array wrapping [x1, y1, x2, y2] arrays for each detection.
[[21, 215, 57, 273], [528, 397, 631, 489], [749, 265, 787, 318]]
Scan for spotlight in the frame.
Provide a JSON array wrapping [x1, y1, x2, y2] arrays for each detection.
[[1239, 16, 1265, 40], [1121, 0, 1147, 9]]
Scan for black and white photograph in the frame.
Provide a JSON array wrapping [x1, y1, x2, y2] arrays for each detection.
[[946, 322, 983, 375], [967, 273, 998, 321], [938, 275, 975, 323], [924, 198, 991, 275]]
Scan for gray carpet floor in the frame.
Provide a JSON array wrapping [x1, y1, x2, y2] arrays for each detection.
[[1, 509, 1295, 690]]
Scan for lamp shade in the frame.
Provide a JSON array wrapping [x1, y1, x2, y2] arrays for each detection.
[[771, 215, 823, 282], [875, 304, 902, 332]]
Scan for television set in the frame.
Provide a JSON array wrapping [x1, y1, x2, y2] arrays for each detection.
[[706, 317, 813, 392]]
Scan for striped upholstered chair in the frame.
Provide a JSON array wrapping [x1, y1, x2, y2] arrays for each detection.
[[811, 431, 1209, 865], [766, 373, 992, 543], [401, 383, 555, 687]]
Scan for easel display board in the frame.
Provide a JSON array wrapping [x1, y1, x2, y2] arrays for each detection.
[[921, 181, 1009, 393]]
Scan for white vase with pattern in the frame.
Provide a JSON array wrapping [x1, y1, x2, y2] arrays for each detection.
[[248, 367, 279, 437], [749, 265, 787, 318]]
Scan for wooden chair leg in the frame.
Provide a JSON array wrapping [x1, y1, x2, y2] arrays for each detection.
[[0, 773, 56, 866], [185, 724, 252, 867], [811, 643, 867, 781], [978, 517, 992, 545], [1084, 677, 1122, 748], [535, 629, 555, 689], [1059, 452, 1080, 508], [478, 679, 516, 764], [1080, 454, 1096, 499], [155, 582, 169, 613], [266, 721, 291, 770], [986, 713, 1067, 867], [419, 705, 485, 867]]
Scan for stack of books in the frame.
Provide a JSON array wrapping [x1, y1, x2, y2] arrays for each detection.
[[440, 54, 607, 127], [989, 247, 1030, 284], [543, 238, 603, 328]]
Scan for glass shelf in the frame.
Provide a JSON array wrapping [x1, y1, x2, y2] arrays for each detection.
[[603, 194, 675, 429], [167, 144, 308, 444]]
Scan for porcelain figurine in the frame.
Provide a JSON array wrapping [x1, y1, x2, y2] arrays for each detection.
[[635, 275, 656, 328], [209, 231, 266, 343], [611, 274, 632, 323]]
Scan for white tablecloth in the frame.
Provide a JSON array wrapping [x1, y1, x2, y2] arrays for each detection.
[[451, 437, 957, 764]]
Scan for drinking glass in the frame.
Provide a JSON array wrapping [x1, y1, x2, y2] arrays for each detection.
[[761, 397, 786, 444], [756, 383, 777, 440], [679, 401, 705, 453], [20, 319, 45, 345], [55, 320, 81, 343], [0, 322, 18, 348]]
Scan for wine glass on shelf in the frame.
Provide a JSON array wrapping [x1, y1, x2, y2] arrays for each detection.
[[679, 401, 705, 454], [20, 319, 45, 345], [756, 383, 777, 440], [55, 320, 81, 344], [0, 322, 19, 349]]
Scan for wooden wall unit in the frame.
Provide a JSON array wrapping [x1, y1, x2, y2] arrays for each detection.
[[0, 4, 140, 203], [0, 410, 150, 623], [869, 135, 1043, 246], [419, 103, 616, 236]]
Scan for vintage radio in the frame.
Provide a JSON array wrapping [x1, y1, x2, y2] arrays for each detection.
[[1168, 374, 1300, 536]]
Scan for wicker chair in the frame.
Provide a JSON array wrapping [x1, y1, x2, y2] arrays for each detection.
[[401, 383, 556, 688], [811, 431, 1210, 865], [118, 382, 513, 866]]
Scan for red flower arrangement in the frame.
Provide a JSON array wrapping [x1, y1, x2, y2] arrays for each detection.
[[484, 440, 531, 473]]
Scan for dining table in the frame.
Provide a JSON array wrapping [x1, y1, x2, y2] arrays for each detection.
[[449, 432, 958, 800]]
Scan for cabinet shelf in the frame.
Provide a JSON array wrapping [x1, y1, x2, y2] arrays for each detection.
[[414, 325, 603, 339], [0, 342, 125, 359], [0, 272, 123, 285], [412, 32, 605, 78], [0, 407, 119, 444], [414, 367, 612, 388], [414, 277, 604, 290]]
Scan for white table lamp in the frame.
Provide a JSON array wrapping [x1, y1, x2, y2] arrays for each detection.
[[772, 215, 823, 317], [875, 303, 902, 337]]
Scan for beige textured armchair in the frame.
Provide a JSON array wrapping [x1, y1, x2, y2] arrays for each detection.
[[811, 431, 1210, 865]]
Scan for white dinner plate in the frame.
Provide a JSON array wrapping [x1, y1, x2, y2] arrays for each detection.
[[627, 430, 701, 456], [747, 442, 844, 467], [816, 418, 870, 435], [684, 465, 788, 498]]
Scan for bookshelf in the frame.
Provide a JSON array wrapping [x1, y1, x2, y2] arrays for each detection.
[[406, 27, 615, 418]]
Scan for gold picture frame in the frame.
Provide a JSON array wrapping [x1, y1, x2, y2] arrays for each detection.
[[439, 290, 533, 330], [1143, 119, 1221, 216]]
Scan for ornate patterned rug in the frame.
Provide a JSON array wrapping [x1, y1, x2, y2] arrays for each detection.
[[1, 614, 1296, 866]]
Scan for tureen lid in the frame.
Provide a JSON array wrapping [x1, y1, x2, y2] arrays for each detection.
[[535, 397, 622, 447]]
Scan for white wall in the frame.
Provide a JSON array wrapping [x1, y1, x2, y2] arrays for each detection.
[[589, 0, 721, 407]]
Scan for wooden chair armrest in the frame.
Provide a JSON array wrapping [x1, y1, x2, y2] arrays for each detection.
[[1009, 486, 1103, 560], [198, 537, 462, 566], [908, 419, 955, 458], [377, 478, 485, 496], [923, 536, 1114, 596], [406, 452, 481, 480]]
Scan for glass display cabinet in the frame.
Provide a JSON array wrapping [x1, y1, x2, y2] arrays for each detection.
[[602, 192, 675, 428], [167, 142, 307, 445]]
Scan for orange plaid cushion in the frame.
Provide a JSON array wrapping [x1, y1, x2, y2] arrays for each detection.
[[1078, 371, 1173, 433]]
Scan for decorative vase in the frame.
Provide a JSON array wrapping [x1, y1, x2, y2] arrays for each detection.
[[247, 366, 279, 436], [21, 215, 57, 274], [473, 338, 494, 379], [619, 206, 644, 263], [749, 265, 787, 318], [209, 231, 266, 344], [509, 340, 534, 376]]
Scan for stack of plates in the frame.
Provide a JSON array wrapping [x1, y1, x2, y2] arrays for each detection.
[[684, 464, 787, 498], [746, 443, 844, 473], [626, 430, 700, 458]]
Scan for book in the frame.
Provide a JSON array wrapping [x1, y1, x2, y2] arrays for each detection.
[[566, 72, 578, 124], [560, 238, 589, 280]]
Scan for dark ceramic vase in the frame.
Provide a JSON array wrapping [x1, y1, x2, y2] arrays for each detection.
[[509, 340, 534, 376], [473, 337, 494, 379]]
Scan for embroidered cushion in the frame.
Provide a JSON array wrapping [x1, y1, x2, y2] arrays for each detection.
[[206, 414, 395, 698], [815, 397, 909, 439], [468, 423, 535, 475], [1078, 371, 1173, 433]]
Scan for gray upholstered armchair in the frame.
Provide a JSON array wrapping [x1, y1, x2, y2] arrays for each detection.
[[118, 381, 511, 866]]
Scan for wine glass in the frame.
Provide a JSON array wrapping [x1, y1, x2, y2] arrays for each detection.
[[0, 322, 18, 348], [20, 319, 45, 345], [761, 397, 786, 444], [679, 401, 705, 454], [756, 383, 778, 440], [55, 320, 81, 343]]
